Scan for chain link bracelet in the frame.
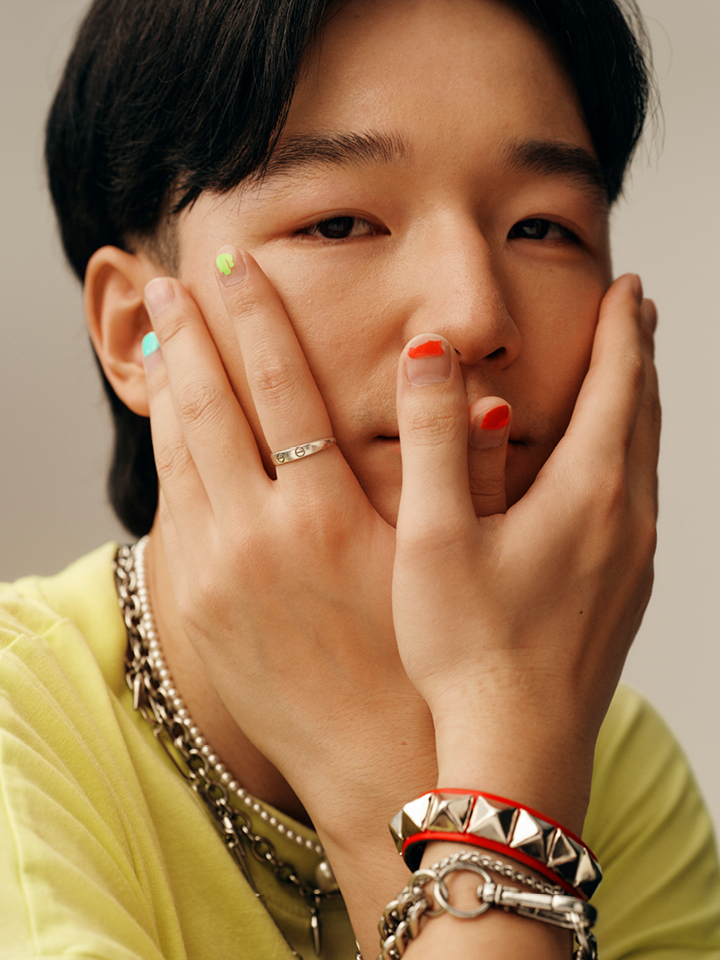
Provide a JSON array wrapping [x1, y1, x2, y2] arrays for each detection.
[[377, 851, 598, 960]]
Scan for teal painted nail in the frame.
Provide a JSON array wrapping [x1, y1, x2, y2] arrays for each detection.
[[142, 331, 160, 357]]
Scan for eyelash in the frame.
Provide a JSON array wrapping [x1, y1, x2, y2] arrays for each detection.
[[297, 216, 380, 240], [297, 215, 579, 244], [507, 218, 580, 243]]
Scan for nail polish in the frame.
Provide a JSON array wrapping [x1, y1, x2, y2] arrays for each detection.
[[215, 247, 246, 286], [142, 331, 160, 357], [480, 404, 510, 430], [408, 339, 446, 359], [141, 331, 162, 373], [406, 338, 451, 385], [470, 403, 511, 449]]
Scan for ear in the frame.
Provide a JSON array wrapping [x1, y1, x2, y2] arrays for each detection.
[[84, 246, 164, 417]]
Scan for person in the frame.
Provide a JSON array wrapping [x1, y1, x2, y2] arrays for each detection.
[[1, 0, 719, 957]]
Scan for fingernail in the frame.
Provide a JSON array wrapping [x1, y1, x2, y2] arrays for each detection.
[[631, 274, 643, 306], [141, 331, 162, 373], [406, 337, 451, 385], [215, 247, 246, 286], [470, 404, 510, 449], [481, 404, 510, 430], [144, 278, 175, 317], [142, 331, 159, 357], [641, 298, 657, 333]]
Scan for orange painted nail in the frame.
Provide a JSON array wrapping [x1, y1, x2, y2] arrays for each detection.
[[481, 404, 510, 430], [408, 339, 445, 359]]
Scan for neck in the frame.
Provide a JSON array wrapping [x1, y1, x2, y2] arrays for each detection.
[[144, 528, 312, 827]]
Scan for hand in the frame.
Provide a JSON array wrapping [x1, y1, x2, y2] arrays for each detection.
[[392, 274, 659, 831], [142, 248, 436, 830]]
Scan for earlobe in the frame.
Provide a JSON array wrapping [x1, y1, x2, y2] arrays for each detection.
[[84, 246, 162, 417]]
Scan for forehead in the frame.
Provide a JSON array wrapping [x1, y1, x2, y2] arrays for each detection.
[[285, 0, 591, 153]]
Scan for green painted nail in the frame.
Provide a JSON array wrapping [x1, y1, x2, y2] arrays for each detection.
[[142, 331, 160, 357], [216, 252, 235, 276]]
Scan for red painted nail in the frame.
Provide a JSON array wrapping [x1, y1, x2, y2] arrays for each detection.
[[481, 404, 510, 430], [408, 339, 445, 359]]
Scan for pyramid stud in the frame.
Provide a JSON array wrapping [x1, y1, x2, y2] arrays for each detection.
[[547, 829, 578, 868], [467, 796, 518, 844], [389, 811, 404, 852], [400, 793, 434, 838], [508, 808, 553, 861], [548, 832, 585, 885], [573, 846, 602, 898], [426, 793, 474, 833]]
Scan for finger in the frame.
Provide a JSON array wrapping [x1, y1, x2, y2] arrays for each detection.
[[559, 273, 646, 472], [467, 397, 511, 516], [143, 277, 265, 524], [215, 247, 342, 484], [395, 335, 476, 537], [627, 298, 661, 514], [141, 322, 212, 542]]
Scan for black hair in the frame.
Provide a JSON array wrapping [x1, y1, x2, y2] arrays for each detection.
[[46, 0, 652, 537]]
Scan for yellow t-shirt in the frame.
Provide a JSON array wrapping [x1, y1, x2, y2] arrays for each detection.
[[1, 544, 719, 959]]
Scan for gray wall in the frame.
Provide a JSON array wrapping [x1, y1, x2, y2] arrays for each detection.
[[2, 1, 719, 832]]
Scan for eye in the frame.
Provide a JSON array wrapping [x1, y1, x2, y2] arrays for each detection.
[[508, 218, 579, 243], [299, 216, 379, 240]]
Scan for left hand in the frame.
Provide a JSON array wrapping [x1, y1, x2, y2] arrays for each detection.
[[391, 274, 659, 831]]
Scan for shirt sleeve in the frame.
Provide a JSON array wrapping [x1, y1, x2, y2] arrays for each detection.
[[0, 612, 182, 960], [586, 684, 720, 959]]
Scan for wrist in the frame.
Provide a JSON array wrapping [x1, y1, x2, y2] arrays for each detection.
[[432, 709, 594, 834]]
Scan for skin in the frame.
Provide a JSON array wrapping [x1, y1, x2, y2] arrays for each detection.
[[85, 0, 660, 955]]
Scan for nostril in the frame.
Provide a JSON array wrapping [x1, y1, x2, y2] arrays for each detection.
[[486, 346, 506, 360]]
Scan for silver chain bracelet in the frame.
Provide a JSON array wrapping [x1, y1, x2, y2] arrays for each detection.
[[377, 851, 598, 960]]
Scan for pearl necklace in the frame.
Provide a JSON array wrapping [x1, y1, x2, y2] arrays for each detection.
[[116, 538, 340, 957], [132, 535, 326, 859]]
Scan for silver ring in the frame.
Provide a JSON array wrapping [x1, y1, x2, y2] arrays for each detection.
[[271, 437, 337, 466]]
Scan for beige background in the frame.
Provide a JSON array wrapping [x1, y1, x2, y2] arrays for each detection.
[[1, 1, 719, 831]]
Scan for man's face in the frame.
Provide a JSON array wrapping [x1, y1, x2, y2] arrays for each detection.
[[174, 0, 612, 525]]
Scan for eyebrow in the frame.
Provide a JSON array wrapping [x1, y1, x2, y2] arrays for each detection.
[[247, 129, 608, 207], [250, 130, 411, 184], [502, 139, 608, 205]]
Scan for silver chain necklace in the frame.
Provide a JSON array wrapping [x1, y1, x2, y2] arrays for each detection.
[[114, 538, 340, 958]]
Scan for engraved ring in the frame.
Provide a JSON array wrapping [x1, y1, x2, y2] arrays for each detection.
[[271, 437, 337, 466]]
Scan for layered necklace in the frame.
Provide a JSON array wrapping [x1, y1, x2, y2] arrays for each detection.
[[114, 537, 340, 958]]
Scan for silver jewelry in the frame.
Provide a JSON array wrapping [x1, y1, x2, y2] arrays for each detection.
[[114, 538, 339, 958], [271, 437, 337, 465], [390, 790, 602, 899], [378, 851, 597, 960]]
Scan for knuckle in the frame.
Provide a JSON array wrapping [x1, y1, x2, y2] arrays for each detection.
[[154, 301, 187, 347], [643, 392, 662, 432], [403, 408, 465, 448], [594, 467, 628, 518], [633, 508, 658, 562], [400, 514, 468, 557], [620, 348, 646, 395], [469, 473, 506, 504], [248, 354, 301, 407], [174, 379, 225, 432], [153, 435, 193, 485]]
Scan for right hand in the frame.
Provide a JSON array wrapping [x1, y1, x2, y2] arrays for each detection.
[[142, 248, 437, 830]]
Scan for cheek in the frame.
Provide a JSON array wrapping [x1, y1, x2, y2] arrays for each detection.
[[256, 251, 401, 410], [514, 267, 604, 413], [503, 271, 605, 506]]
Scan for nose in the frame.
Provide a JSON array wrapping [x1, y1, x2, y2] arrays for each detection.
[[405, 221, 522, 369]]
